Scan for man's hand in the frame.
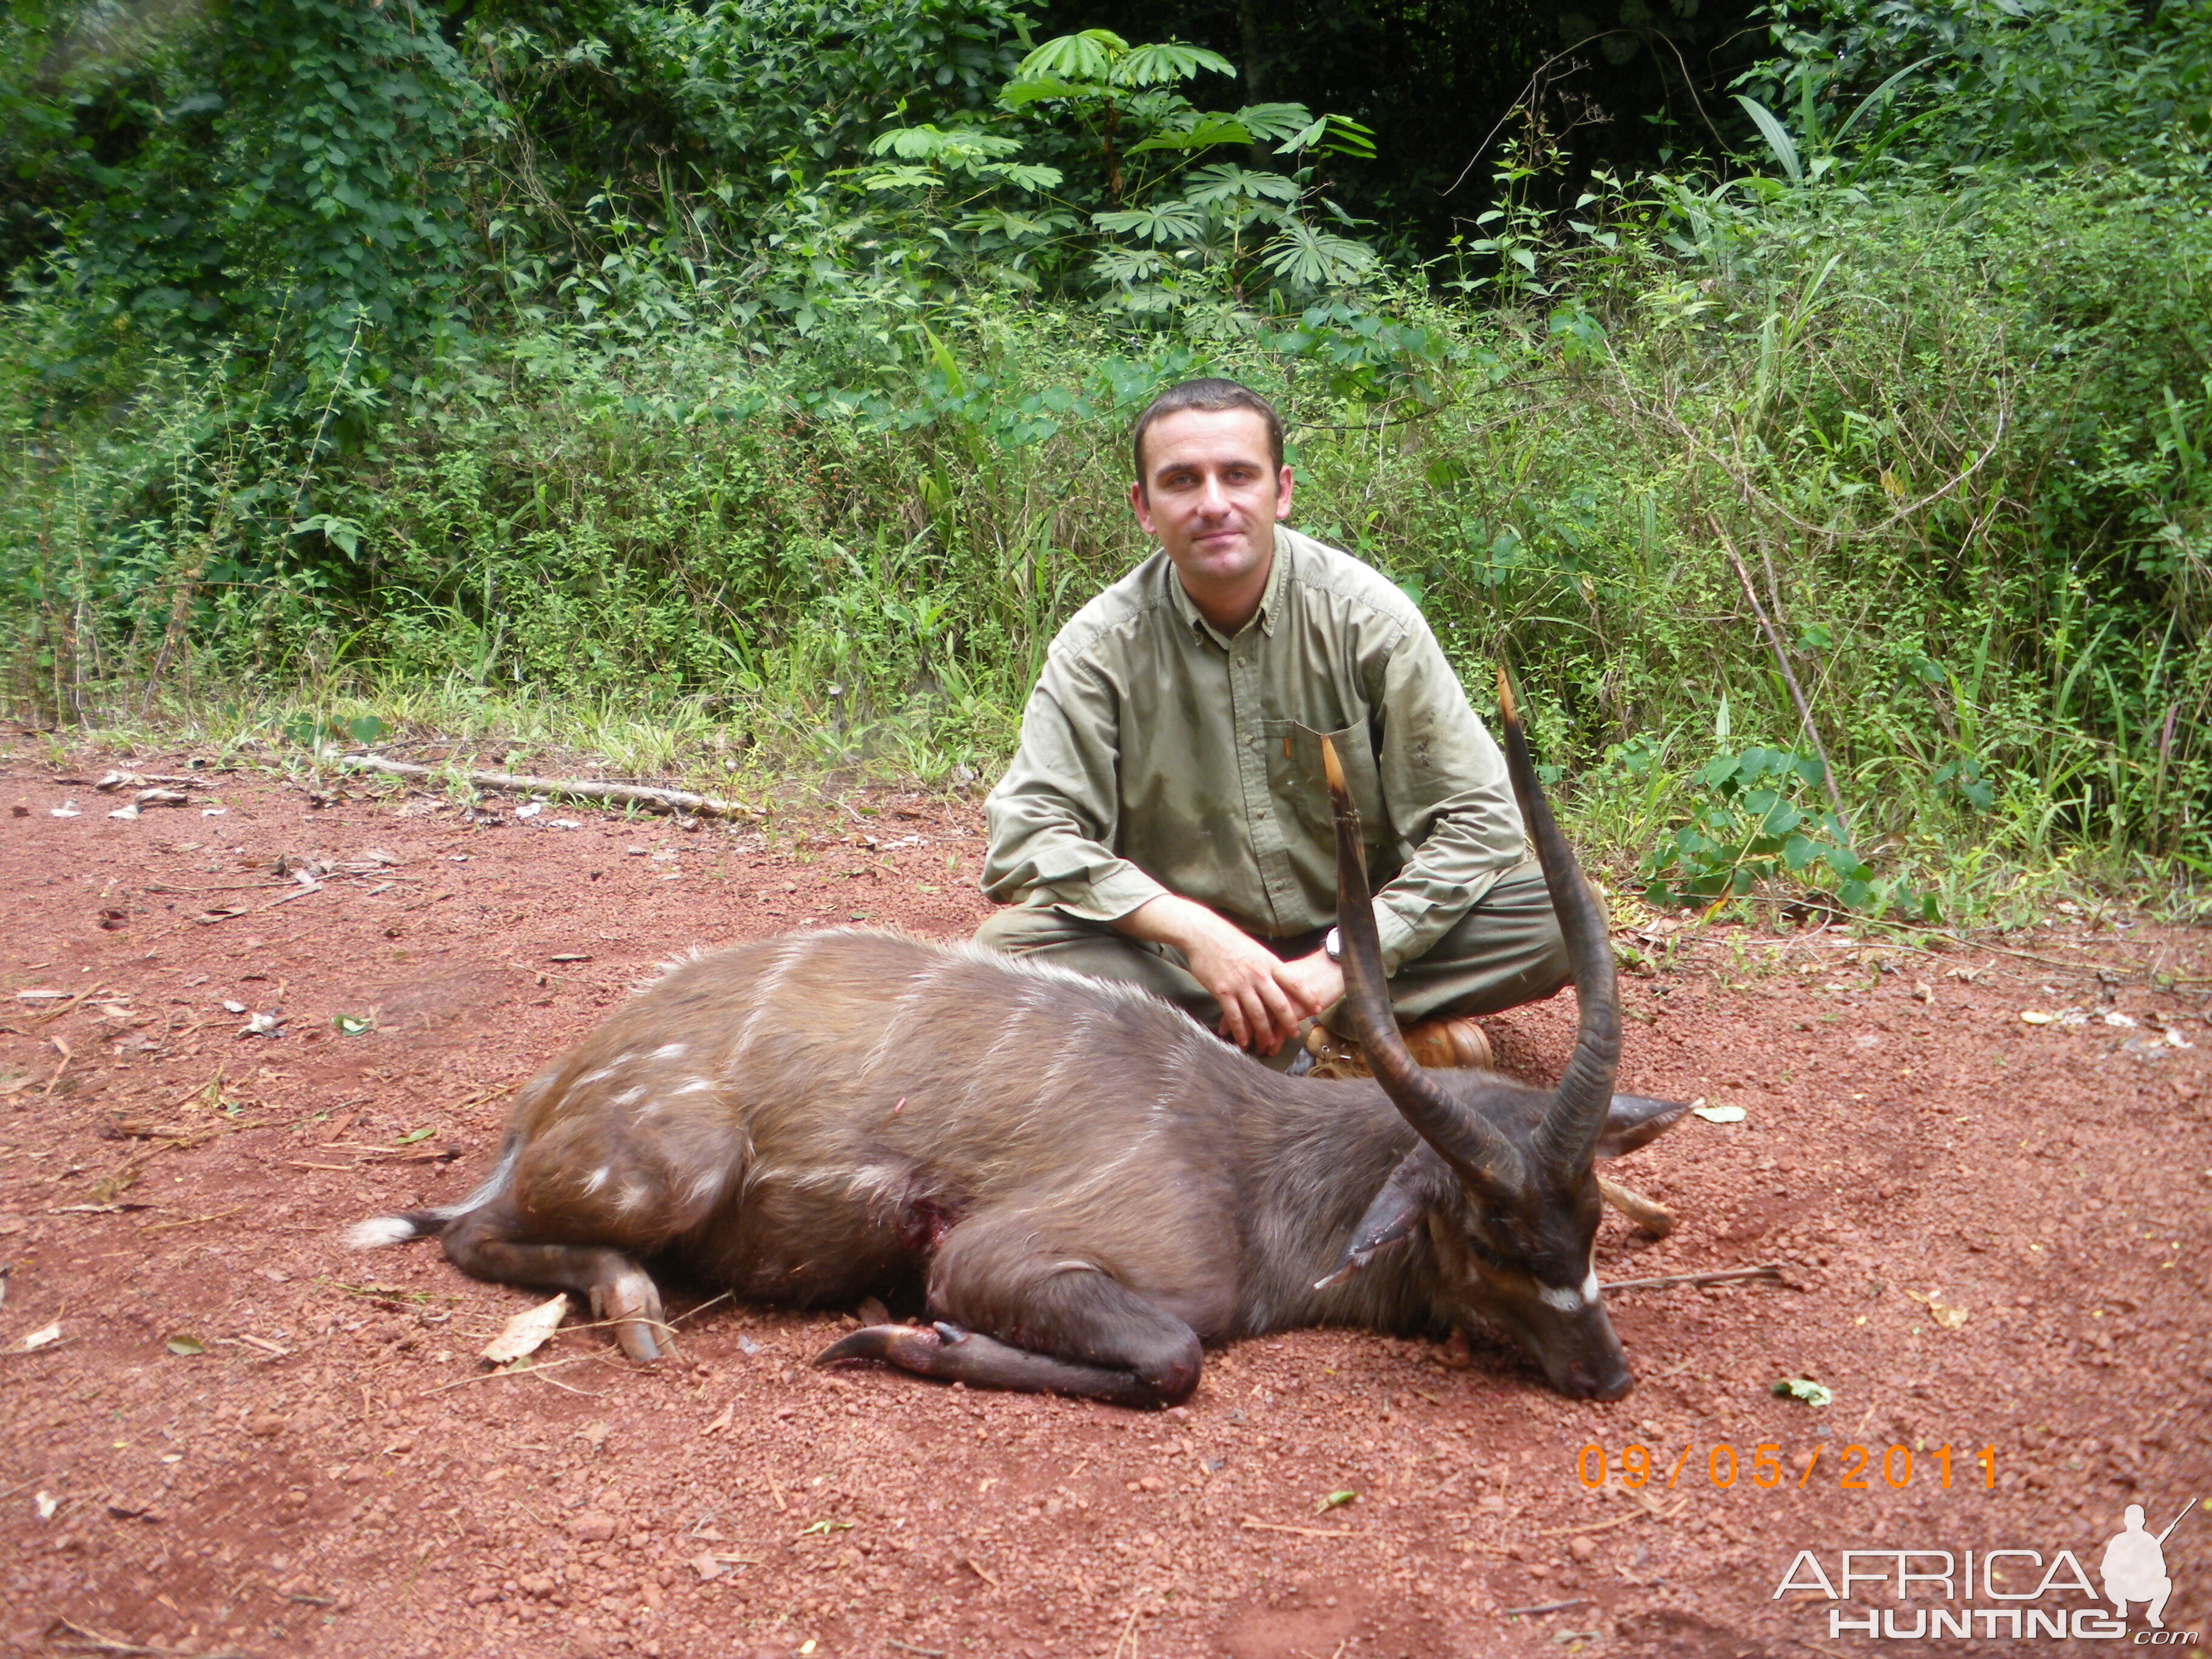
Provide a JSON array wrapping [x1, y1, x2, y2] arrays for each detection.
[[1116, 895, 1341, 1054], [1275, 950, 1344, 1027]]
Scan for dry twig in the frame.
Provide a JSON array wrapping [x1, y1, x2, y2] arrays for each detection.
[[1238, 1515, 1356, 1538], [1603, 1264, 1785, 1293], [43, 1617, 249, 1658], [338, 754, 762, 820], [1498, 1597, 1590, 1618]]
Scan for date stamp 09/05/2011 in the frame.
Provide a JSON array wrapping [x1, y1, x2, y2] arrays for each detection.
[[1577, 1442, 2000, 1494]]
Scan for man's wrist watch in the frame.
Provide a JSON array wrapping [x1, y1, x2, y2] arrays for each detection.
[[1323, 926, 1342, 962]]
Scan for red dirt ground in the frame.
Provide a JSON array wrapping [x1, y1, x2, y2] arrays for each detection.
[[2, 733, 2208, 1659]]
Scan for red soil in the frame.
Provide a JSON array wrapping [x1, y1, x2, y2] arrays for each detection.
[[2, 735, 2207, 1659]]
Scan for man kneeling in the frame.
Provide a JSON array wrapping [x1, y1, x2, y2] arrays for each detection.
[[976, 378, 1569, 1073]]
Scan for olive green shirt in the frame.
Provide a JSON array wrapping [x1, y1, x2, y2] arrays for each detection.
[[982, 526, 1526, 974]]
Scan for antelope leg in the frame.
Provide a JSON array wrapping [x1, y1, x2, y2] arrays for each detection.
[[440, 1205, 670, 1361], [816, 1321, 1184, 1407], [817, 1242, 1205, 1409]]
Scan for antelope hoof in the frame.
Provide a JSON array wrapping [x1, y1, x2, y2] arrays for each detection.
[[814, 1322, 940, 1370], [590, 1269, 668, 1362]]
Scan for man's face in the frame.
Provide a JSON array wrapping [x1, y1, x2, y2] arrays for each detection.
[[1130, 409, 1295, 610]]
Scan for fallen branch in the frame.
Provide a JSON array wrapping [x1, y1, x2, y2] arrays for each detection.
[[141, 1204, 251, 1235], [1497, 1597, 1590, 1618], [25, 985, 114, 1025], [42, 1036, 72, 1099], [1603, 1264, 1785, 1293], [196, 883, 324, 925], [337, 754, 762, 820], [1238, 1515, 1356, 1538], [44, 1616, 250, 1658], [1537, 1496, 1686, 1537], [0, 1337, 75, 1359], [93, 771, 200, 791], [421, 1355, 592, 1396]]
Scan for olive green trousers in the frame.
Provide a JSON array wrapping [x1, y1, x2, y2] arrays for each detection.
[[971, 857, 1571, 1064]]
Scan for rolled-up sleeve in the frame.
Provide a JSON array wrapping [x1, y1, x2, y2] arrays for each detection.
[[1367, 623, 1526, 974], [982, 650, 1168, 923]]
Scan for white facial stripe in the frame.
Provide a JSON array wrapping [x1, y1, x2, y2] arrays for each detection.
[[1539, 1282, 1585, 1312], [1582, 1267, 1601, 1302]]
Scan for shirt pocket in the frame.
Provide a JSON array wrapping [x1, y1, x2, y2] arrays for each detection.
[[1265, 720, 1389, 873]]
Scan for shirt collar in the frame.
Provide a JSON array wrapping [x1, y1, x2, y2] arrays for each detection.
[[1164, 525, 1291, 647]]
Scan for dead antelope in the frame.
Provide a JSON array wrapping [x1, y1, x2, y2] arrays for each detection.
[[350, 671, 1684, 1404]]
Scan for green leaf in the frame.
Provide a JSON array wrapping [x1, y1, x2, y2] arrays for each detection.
[[396, 1126, 435, 1145], [1236, 102, 1319, 141], [1183, 164, 1302, 205], [1315, 1489, 1357, 1514], [1259, 222, 1379, 288], [166, 1333, 206, 1356], [862, 166, 945, 192], [977, 163, 1064, 192], [1734, 95, 1803, 182], [1128, 113, 1255, 153], [333, 1013, 374, 1036], [1093, 202, 1205, 243], [346, 714, 385, 745], [868, 126, 1021, 164], [291, 512, 364, 558], [1772, 1377, 1832, 1407], [999, 75, 1081, 107], [1113, 42, 1236, 87], [1014, 30, 1125, 84]]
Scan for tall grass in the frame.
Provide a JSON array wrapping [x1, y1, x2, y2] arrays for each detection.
[[3, 161, 2207, 916]]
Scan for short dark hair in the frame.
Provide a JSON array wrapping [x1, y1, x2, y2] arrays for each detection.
[[1130, 378, 1284, 483]]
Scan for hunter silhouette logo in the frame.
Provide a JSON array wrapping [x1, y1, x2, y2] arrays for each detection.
[[2103, 1501, 2189, 1629], [1774, 1494, 2205, 1642]]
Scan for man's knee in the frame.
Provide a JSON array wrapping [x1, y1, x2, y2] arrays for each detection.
[[972, 904, 1038, 953], [1529, 904, 1571, 993]]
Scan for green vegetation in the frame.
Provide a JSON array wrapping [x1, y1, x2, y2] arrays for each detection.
[[3, 0, 2208, 918]]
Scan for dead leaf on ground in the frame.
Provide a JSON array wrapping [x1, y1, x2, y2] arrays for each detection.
[[22, 1319, 61, 1352], [1904, 1289, 1969, 1330], [481, 1293, 569, 1364]]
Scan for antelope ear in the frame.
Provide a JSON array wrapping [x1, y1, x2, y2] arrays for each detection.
[[1315, 1144, 1454, 1290], [1596, 1093, 1691, 1159]]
